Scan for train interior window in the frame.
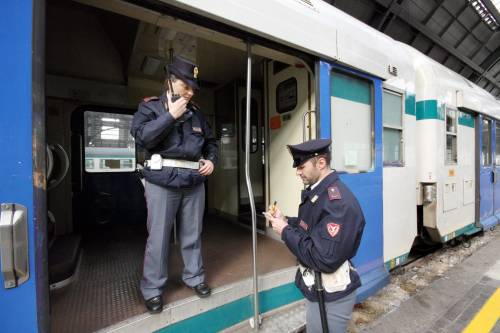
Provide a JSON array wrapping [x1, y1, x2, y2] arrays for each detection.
[[276, 77, 298, 114], [482, 119, 492, 165], [84, 111, 136, 172], [445, 107, 458, 165], [330, 71, 373, 173], [240, 97, 259, 153], [382, 90, 404, 166]]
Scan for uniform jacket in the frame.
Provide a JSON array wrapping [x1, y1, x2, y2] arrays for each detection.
[[281, 171, 365, 302], [130, 94, 218, 188]]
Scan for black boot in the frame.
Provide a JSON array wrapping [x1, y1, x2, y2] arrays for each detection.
[[145, 295, 163, 314], [192, 282, 211, 298]]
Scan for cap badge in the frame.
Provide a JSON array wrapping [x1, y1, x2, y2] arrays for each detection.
[[193, 66, 199, 79]]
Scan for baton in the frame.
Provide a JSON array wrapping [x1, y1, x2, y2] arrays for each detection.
[[314, 271, 329, 333]]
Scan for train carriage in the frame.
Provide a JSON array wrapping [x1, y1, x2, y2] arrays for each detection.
[[0, 1, 499, 332]]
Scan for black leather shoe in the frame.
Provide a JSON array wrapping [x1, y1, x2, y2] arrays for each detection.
[[192, 282, 211, 298], [145, 295, 163, 314]]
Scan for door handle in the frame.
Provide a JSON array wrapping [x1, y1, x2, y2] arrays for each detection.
[[0, 203, 29, 289], [492, 170, 497, 184], [302, 110, 316, 141]]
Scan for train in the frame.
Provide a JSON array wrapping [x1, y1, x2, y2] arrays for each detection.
[[1, 0, 499, 332]]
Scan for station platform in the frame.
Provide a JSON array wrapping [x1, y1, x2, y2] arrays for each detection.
[[362, 232, 500, 333]]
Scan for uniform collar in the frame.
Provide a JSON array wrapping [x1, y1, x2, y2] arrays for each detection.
[[302, 171, 339, 201]]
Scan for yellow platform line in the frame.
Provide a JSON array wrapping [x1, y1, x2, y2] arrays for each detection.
[[462, 288, 500, 333]]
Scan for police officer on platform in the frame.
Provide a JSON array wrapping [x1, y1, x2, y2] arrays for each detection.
[[130, 56, 218, 314], [264, 139, 364, 333]]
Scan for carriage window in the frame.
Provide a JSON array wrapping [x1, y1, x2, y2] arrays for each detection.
[[445, 107, 457, 165], [482, 119, 492, 166], [330, 71, 373, 173], [84, 111, 135, 172], [276, 77, 297, 114], [383, 90, 404, 166]]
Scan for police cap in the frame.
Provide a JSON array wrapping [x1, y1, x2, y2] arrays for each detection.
[[165, 56, 200, 90], [287, 138, 332, 168]]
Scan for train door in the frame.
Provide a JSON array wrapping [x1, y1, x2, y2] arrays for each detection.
[[237, 87, 265, 226], [318, 61, 388, 301], [493, 121, 500, 223], [0, 1, 47, 332], [213, 82, 265, 229], [268, 62, 314, 222], [478, 116, 497, 228]]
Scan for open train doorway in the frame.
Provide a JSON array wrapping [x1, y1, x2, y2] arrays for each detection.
[[44, 0, 313, 331]]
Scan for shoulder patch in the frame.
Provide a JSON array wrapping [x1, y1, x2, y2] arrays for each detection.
[[143, 96, 159, 103], [328, 186, 342, 200], [326, 223, 340, 238]]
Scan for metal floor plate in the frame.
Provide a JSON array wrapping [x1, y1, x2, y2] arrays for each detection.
[[50, 218, 296, 332]]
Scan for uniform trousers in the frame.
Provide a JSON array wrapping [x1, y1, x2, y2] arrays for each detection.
[[305, 290, 357, 333], [140, 180, 205, 300]]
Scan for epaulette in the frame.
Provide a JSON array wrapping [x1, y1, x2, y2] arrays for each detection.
[[143, 96, 159, 103], [328, 185, 342, 200]]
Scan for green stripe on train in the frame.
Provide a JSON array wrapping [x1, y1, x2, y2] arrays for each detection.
[[156, 282, 303, 333], [416, 100, 444, 120], [331, 72, 371, 105], [441, 223, 482, 242], [384, 252, 410, 271], [458, 112, 474, 128], [405, 94, 416, 116], [416, 100, 475, 127]]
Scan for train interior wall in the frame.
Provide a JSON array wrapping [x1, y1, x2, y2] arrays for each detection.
[[44, 0, 303, 331]]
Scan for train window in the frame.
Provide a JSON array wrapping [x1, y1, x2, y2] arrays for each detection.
[[276, 77, 297, 114], [84, 111, 136, 173], [240, 97, 259, 153], [482, 119, 492, 166], [445, 107, 458, 165], [330, 71, 373, 173], [382, 90, 404, 166]]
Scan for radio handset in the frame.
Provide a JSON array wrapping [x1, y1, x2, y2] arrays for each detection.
[[165, 63, 181, 105], [170, 93, 181, 103]]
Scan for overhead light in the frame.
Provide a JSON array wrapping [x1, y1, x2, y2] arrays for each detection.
[[468, 0, 500, 30], [140, 56, 162, 76]]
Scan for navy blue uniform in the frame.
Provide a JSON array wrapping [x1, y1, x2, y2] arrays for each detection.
[[130, 93, 218, 302], [281, 171, 365, 303], [130, 94, 218, 188]]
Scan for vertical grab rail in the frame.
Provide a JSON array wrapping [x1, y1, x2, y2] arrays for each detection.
[[245, 41, 260, 330], [302, 110, 316, 142]]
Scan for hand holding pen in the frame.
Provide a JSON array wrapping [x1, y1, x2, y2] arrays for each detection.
[[263, 201, 288, 235]]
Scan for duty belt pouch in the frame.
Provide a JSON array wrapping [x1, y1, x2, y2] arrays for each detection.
[[150, 154, 163, 170], [299, 264, 315, 288], [322, 261, 351, 293]]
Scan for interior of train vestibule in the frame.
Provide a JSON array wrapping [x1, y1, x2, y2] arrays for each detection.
[[44, 0, 316, 331]]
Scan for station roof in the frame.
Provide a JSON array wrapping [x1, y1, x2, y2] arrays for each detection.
[[326, 0, 500, 98]]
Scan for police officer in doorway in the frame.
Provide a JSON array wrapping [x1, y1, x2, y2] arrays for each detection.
[[264, 139, 364, 332], [130, 56, 218, 314]]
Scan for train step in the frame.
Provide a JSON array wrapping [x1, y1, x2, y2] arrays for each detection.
[[222, 300, 306, 333], [97, 267, 298, 333]]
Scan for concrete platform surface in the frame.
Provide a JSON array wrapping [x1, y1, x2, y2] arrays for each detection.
[[362, 232, 500, 333]]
